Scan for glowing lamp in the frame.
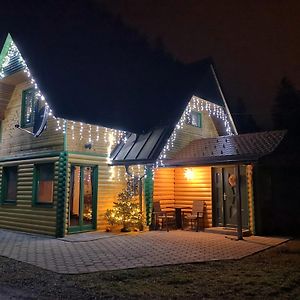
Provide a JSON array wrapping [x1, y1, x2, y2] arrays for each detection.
[[184, 168, 194, 180]]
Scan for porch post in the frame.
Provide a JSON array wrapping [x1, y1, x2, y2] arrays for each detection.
[[235, 164, 243, 240]]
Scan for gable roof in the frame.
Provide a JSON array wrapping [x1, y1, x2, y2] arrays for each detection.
[[0, 16, 235, 133], [164, 130, 286, 166]]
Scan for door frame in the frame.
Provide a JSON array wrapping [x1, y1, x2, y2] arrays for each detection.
[[212, 165, 249, 229], [68, 164, 98, 234]]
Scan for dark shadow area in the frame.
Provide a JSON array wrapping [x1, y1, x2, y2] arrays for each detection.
[[0, 0, 226, 133]]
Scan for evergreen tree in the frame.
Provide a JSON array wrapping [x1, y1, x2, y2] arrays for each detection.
[[232, 97, 259, 133], [272, 77, 300, 135], [105, 180, 144, 232]]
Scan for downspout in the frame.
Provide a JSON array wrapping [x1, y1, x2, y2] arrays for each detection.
[[125, 165, 145, 213], [210, 64, 238, 135]]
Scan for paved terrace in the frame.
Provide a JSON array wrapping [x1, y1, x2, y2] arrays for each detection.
[[0, 229, 288, 274]]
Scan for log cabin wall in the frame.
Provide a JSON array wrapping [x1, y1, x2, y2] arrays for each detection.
[[65, 121, 119, 154], [153, 168, 175, 211], [65, 122, 130, 232], [153, 166, 212, 228], [66, 154, 127, 232], [0, 72, 130, 235], [0, 80, 64, 157], [174, 167, 212, 228], [0, 157, 59, 235], [0, 82, 14, 120], [165, 110, 219, 159]]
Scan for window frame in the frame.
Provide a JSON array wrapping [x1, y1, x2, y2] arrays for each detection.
[[21, 87, 38, 128], [1, 166, 18, 205], [187, 111, 202, 128], [33, 163, 55, 207]]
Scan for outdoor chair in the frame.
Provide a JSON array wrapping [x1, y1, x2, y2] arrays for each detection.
[[151, 201, 175, 232], [183, 200, 205, 232]]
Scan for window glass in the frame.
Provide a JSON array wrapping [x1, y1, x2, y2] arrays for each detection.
[[187, 111, 202, 128], [22, 88, 39, 127], [2, 166, 18, 203], [36, 164, 54, 204]]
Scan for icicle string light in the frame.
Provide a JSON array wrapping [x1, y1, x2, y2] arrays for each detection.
[[156, 96, 233, 167], [0, 39, 51, 117], [1, 40, 233, 182]]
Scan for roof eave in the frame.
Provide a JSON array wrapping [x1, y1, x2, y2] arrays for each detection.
[[163, 155, 262, 167], [109, 159, 157, 166]]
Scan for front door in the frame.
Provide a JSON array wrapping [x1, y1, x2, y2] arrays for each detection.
[[69, 165, 97, 233], [212, 166, 248, 228]]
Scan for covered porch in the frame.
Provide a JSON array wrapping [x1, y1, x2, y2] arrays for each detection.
[[152, 164, 253, 233]]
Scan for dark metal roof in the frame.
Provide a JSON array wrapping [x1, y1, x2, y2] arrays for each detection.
[[110, 127, 173, 165], [0, 1, 231, 133], [164, 130, 286, 166]]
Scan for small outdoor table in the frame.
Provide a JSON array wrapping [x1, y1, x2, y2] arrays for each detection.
[[167, 206, 192, 229]]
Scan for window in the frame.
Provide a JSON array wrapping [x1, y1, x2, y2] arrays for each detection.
[[21, 88, 40, 127], [187, 111, 202, 128], [1, 166, 18, 204], [34, 163, 54, 205]]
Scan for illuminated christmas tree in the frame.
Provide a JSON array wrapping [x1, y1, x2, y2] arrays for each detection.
[[105, 180, 143, 232]]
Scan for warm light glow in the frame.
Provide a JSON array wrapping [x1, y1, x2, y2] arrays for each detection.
[[184, 168, 194, 180]]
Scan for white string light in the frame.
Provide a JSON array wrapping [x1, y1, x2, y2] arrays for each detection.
[[1, 38, 234, 182], [156, 96, 233, 167]]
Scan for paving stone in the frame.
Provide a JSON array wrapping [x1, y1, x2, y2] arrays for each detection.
[[0, 229, 288, 274]]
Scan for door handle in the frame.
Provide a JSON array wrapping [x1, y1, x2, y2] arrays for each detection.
[[223, 193, 227, 200]]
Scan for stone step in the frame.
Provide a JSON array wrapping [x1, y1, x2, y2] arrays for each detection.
[[204, 227, 251, 237]]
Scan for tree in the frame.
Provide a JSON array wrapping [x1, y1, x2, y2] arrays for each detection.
[[272, 77, 300, 135], [231, 98, 259, 133], [105, 180, 144, 232]]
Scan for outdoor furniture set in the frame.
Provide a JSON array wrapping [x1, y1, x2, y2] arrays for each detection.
[[152, 200, 205, 232]]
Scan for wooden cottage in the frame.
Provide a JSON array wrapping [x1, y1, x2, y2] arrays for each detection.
[[0, 34, 286, 237]]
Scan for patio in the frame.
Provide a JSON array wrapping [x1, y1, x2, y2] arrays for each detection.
[[0, 229, 288, 274]]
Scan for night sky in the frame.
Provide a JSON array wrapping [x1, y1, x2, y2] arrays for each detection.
[[1, 0, 300, 132], [101, 0, 300, 130]]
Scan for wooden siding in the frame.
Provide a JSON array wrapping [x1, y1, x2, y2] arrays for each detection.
[[0, 81, 64, 157], [153, 168, 175, 210], [246, 164, 255, 234], [0, 82, 14, 120], [165, 110, 219, 159], [174, 167, 212, 227], [65, 121, 123, 155], [65, 120, 132, 232], [66, 154, 127, 232], [0, 157, 59, 235], [153, 166, 212, 228]]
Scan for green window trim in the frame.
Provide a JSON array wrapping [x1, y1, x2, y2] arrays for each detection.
[[68, 164, 98, 234], [21, 87, 39, 128], [32, 163, 55, 207], [0, 121, 2, 143], [1, 166, 18, 204]]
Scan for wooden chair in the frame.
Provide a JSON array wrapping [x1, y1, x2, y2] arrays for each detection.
[[184, 201, 205, 232], [152, 201, 175, 232]]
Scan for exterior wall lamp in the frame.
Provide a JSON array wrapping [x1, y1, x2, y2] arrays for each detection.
[[184, 168, 194, 180]]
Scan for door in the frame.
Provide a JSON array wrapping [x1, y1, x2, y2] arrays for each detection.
[[212, 166, 249, 228], [69, 165, 97, 233], [223, 166, 237, 227]]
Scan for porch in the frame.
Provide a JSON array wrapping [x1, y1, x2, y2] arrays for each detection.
[[0, 229, 288, 274], [151, 165, 253, 233]]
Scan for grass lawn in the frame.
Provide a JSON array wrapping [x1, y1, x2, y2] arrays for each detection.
[[0, 239, 299, 299]]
